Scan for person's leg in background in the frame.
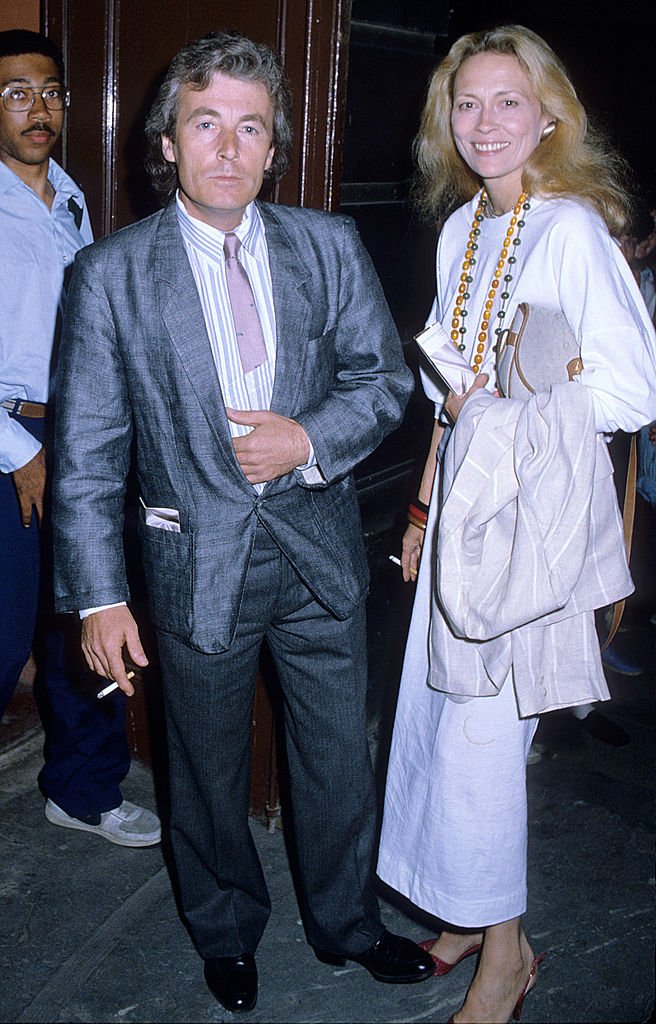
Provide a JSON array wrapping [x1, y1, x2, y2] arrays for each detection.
[[0, 436, 41, 718], [1, 411, 159, 846], [36, 612, 161, 847], [36, 615, 129, 817]]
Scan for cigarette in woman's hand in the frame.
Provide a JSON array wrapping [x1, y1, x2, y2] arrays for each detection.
[[388, 555, 417, 579]]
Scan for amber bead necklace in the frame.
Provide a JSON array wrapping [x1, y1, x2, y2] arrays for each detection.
[[450, 190, 531, 374]]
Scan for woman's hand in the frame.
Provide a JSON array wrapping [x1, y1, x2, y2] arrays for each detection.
[[401, 522, 425, 582], [444, 372, 489, 423]]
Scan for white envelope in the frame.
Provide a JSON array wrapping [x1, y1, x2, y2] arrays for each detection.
[[415, 321, 476, 395]]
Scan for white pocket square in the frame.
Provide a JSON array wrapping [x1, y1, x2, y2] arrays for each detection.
[[140, 498, 181, 533]]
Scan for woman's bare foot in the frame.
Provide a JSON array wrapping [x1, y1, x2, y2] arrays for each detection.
[[427, 930, 483, 964], [452, 931, 536, 1024]]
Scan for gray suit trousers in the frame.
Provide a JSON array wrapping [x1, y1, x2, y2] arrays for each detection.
[[157, 523, 383, 959]]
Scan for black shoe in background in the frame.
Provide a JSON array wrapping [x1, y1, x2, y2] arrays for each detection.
[[577, 710, 631, 747]]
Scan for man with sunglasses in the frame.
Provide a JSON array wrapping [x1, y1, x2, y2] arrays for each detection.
[[0, 29, 160, 848]]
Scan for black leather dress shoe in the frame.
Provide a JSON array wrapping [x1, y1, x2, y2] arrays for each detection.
[[577, 709, 631, 747], [203, 954, 257, 1012], [315, 928, 435, 983]]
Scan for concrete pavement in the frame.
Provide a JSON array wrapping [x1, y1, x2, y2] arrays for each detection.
[[0, 624, 653, 1023]]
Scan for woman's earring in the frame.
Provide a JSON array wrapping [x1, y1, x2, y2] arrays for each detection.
[[542, 122, 556, 139]]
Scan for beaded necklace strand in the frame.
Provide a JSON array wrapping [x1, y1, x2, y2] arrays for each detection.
[[450, 190, 531, 374]]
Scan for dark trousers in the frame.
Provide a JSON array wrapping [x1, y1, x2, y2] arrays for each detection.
[[0, 413, 129, 817], [157, 523, 383, 959]]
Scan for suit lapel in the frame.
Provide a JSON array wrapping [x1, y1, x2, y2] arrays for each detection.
[[153, 205, 243, 482], [258, 203, 314, 416]]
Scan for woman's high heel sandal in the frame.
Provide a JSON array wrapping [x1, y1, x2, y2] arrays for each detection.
[[446, 952, 545, 1023], [418, 938, 482, 977], [512, 953, 545, 1021]]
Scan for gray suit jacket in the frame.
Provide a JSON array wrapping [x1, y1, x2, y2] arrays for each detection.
[[52, 201, 413, 653]]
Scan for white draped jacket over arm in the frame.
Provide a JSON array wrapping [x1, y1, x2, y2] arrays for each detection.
[[431, 383, 632, 716]]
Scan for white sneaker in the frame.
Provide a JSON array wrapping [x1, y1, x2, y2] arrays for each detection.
[[45, 798, 161, 847]]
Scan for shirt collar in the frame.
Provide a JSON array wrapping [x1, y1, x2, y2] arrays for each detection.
[[0, 157, 83, 206], [175, 194, 265, 264], [47, 158, 84, 207]]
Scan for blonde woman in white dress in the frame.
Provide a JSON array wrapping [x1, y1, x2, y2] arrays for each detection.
[[377, 24, 656, 1024]]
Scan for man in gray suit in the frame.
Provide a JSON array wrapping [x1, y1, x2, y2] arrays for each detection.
[[52, 32, 432, 1012]]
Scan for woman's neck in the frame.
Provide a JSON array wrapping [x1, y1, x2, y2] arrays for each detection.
[[483, 181, 524, 217]]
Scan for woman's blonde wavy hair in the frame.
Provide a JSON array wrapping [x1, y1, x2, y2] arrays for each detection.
[[413, 24, 632, 235]]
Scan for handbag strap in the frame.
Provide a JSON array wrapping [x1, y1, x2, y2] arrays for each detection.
[[601, 433, 637, 652]]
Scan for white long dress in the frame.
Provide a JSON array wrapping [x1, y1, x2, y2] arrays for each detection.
[[377, 193, 656, 927]]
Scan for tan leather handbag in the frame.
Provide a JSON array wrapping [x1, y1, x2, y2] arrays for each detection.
[[495, 302, 583, 399]]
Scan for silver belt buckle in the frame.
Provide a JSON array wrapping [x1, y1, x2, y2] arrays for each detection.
[[1, 398, 23, 414]]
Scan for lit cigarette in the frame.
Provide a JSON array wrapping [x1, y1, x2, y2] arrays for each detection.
[[97, 670, 135, 699], [388, 555, 417, 578]]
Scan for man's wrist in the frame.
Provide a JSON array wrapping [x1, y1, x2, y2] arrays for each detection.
[[296, 429, 316, 472], [79, 601, 127, 620]]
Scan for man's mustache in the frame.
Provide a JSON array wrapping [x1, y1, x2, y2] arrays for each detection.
[[23, 123, 56, 137]]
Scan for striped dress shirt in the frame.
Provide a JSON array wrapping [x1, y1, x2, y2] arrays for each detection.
[[176, 196, 319, 492], [176, 195, 277, 429]]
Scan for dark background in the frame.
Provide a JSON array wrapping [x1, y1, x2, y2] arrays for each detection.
[[348, 0, 655, 186]]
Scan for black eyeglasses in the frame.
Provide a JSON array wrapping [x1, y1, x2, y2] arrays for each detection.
[[1, 86, 70, 112]]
